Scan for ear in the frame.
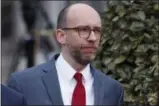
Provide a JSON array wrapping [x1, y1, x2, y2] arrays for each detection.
[[55, 29, 66, 45]]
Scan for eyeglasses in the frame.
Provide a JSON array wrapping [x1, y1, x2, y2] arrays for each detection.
[[61, 26, 102, 40]]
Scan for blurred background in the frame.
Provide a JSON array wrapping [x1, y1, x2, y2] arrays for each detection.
[[1, 0, 106, 84], [1, 0, 159, 106]]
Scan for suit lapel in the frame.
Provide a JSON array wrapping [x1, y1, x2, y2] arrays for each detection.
[[91, 66, 105, 105], [42, 55, 64, 105], [41, 54, 105, 105]]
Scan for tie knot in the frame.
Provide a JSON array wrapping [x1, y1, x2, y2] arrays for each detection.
[[74, 73, 83, 83]]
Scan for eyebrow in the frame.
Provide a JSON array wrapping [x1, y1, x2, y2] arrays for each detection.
[[94, 26, 102, 29]]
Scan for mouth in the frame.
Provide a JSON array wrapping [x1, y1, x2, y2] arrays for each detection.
[[81, 47, 97, 53]]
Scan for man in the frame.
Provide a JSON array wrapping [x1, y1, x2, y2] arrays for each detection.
[[8, 3, 124, 105], [1, 84, 26, 105]]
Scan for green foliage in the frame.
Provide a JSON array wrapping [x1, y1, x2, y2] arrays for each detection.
[[94, 0, 159, 105]]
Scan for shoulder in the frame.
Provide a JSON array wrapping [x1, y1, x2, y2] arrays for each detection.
[[94, 68, 123, 91], [93, 68, 124, 104], [9, 60, 53, 82], [94, 68, 124, 101]]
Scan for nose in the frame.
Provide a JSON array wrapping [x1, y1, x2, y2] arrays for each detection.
[[87, 31, 97, 41]]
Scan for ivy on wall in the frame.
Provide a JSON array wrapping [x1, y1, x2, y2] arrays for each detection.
[[94, 0, 159, 105]]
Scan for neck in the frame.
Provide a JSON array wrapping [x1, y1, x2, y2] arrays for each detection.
[[61, 50, 87, 71]]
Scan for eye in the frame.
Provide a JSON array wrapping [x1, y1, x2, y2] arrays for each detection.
[[94, 28, 101, 33], [80, 27, 89, 32]]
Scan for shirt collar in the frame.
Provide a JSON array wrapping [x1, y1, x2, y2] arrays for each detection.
[[56, 53, 92, 83], [81, 64, 92, 83]]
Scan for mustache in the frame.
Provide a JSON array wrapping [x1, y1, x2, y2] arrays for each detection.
[[65, 37, 98, 49], [65, 43, 97, 49], [64, 40, 98, 51], [80, 44, 98, 49]]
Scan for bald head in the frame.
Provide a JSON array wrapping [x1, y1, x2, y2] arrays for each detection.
[[56, 3, 102, 67], [57, 3, 101, 29], [67, 3, 100, 17]]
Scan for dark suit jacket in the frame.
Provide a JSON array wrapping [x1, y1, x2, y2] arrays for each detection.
[[1, 84, 26, 105], [7, 54, 124, 105]]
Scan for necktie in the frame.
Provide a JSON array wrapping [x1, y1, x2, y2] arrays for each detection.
[[72, 72, 86, 106]]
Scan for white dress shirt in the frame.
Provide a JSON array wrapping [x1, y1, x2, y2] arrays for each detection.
[[55, 53, 94, 105]]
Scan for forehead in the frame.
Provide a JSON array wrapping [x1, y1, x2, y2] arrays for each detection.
[[66, 5, 101, 28]]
